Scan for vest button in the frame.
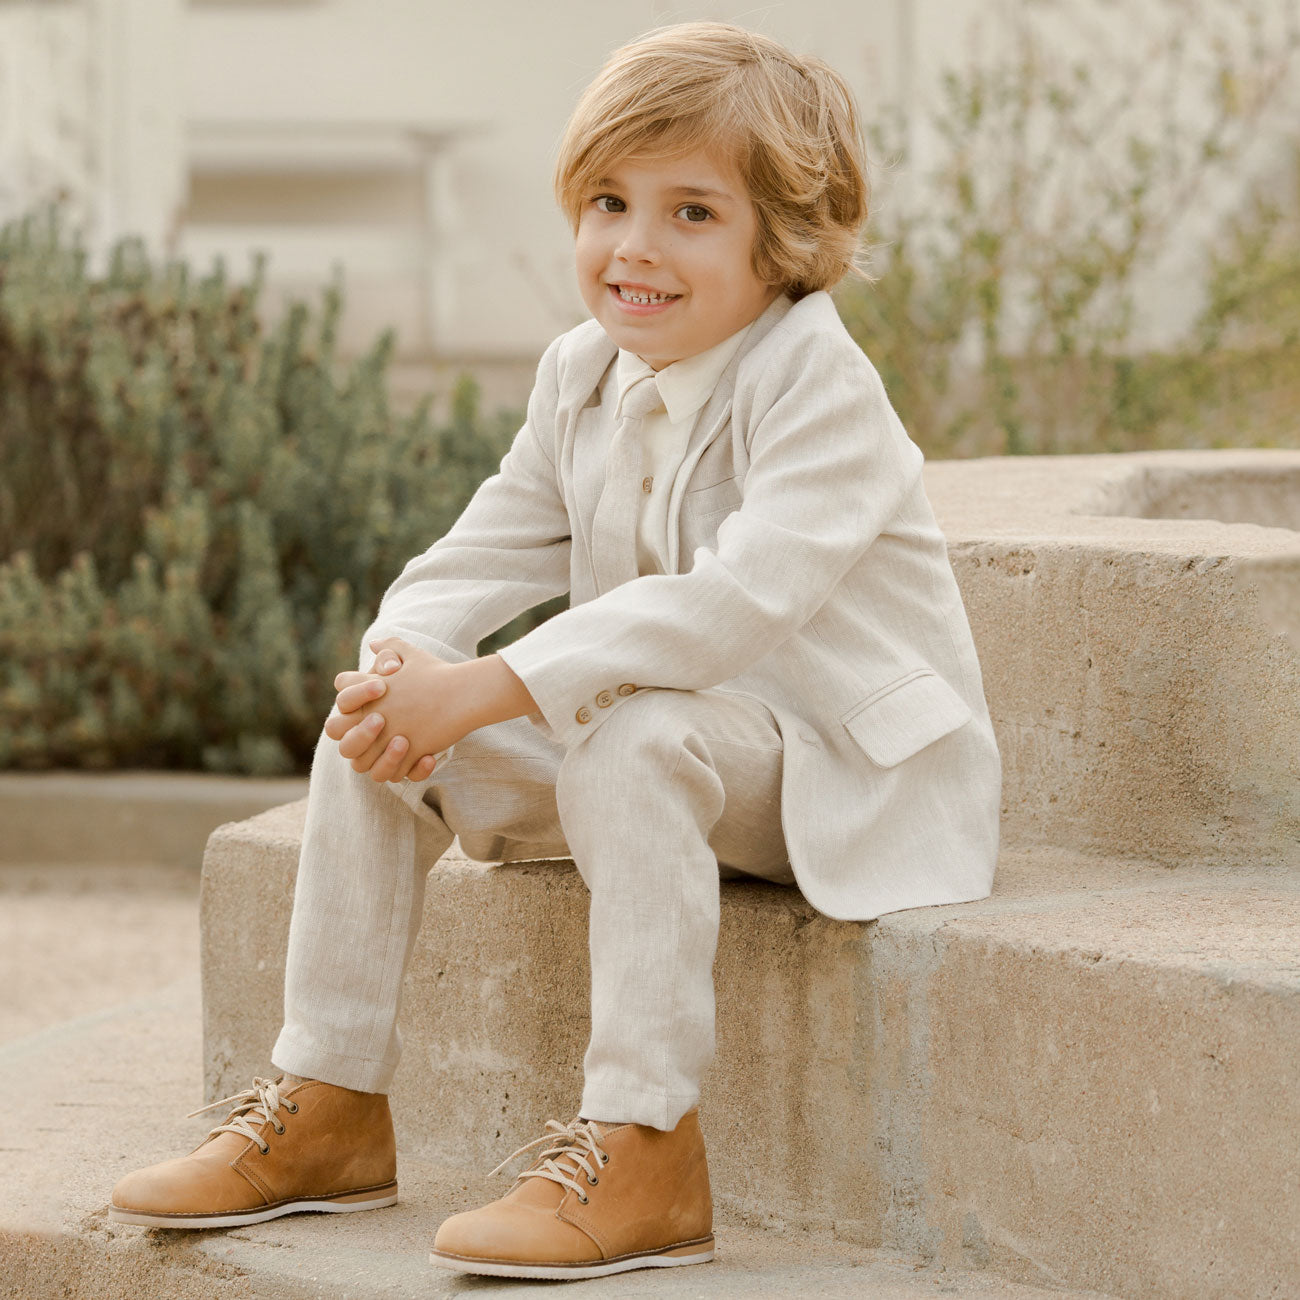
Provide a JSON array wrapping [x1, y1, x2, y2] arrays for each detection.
[[575, 706, 592, 724], [596, 691, 613, 708], [617, 683, 637, 696]]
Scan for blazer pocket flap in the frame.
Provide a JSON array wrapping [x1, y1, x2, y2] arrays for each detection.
[[684, 476, 742, 518], [841, 670, 974, 769]]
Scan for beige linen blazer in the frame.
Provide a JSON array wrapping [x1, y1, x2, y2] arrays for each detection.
[[366, 290, 1001, 921]]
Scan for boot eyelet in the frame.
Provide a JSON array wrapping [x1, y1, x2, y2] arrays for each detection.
[[286, 1102, 299, 1113], [600, 1153, 610, 1165], [587, 1174, 598, 1185], [578, 1193, 589, 1205], [273, 1121, 285, 1134], [259, 1143, 270, 1155]]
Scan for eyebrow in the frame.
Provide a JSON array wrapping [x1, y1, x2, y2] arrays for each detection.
[[673, 186, 735, 201], [593, 178, 737, 203]]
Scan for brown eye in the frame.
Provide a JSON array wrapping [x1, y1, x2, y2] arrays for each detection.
[[679, 205, 711, 223], [595, 196, 626, 213]]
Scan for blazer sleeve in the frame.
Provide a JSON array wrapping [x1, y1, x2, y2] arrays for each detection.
[[359, 335, 572, 670], [495, 317, 925, 748]]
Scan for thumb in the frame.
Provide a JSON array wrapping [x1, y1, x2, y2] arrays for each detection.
[[368, 636, 410, 674]]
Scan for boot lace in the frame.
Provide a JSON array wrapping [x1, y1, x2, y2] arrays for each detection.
[[186, 1076, 299, 1155], [489, 1118, 611, 1205]]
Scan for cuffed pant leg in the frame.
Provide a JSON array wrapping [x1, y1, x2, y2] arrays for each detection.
[[272, 726, 451, 1093], [555, 688, 789, 1132]]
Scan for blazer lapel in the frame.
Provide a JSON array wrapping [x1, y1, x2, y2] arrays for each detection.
[[665, 390, 733, 575], [568, 403, 609, 568], [662, 293, 798, 573]]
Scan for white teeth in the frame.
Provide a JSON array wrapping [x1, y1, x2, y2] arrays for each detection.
[[618, 286, 676, 305]]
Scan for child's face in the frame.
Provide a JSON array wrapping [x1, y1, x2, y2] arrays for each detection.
[[574, 147, 781, 370]]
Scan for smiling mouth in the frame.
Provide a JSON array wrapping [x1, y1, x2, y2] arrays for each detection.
[[612, 284, 682, 305]]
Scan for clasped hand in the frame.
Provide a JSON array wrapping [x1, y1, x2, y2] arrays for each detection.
[[325, 637, 466, 784]]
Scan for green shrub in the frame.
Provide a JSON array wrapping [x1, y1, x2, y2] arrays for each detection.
[[0, 212, 549, 774]]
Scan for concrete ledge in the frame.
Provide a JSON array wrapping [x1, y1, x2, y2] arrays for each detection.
[[0, 771, 308, 868], [201, 802, 1300, 1300]]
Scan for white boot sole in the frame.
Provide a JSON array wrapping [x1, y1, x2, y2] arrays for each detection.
[[429, 1239, 715, 1279], [108, 1186, 398, 1229]]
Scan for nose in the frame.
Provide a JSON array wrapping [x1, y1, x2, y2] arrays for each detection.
[[614, 214, 661, 265]]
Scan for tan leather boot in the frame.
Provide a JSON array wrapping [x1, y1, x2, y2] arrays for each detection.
[[108, 1076, 397, 1228], [430, 1110, 714, 1279]]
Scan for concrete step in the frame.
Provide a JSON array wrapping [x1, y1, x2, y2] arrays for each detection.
[[925, 450, 1300, 865], [201, 803, 1300, 1300], [0, 979, 1117, 1299]]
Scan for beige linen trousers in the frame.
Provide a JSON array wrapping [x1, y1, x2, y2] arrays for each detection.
[[273, 651, 796, 1132]]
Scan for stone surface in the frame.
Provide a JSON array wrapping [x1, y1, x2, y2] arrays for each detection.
[[0, 771, 308, 869], [923, 449, 1300, 864], [0, 976, 1117, 1300], [201, 802, 1300, 1300]]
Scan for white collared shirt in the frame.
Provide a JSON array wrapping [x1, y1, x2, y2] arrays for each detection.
[[610, 320, 755, 576]]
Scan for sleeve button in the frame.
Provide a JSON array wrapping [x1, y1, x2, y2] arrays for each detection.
[[617, 683, 637, 696], [575, 706, 592, 724], [596, 691, 613, 708]]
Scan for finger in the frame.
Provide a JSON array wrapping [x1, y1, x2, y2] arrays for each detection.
[[334, 669, 375, 691], [374, 652, 402, 674], [396, 749, 435, 783], [349, 728, 393, 774], [369, 734, 410, 784], [336, 679, 386, 713], [369, 636, 417, 665], [324, 709, 363, 742], [338, 711, 386, 760]]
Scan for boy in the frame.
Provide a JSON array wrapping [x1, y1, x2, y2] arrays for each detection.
[[108, 21, 1000, 1281]]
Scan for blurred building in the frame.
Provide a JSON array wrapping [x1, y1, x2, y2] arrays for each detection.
[[1, 0, 1295, 410], [0, 1, 920, 381]]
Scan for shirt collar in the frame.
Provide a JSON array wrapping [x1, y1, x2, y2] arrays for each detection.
[[614, 318, 756, 425]]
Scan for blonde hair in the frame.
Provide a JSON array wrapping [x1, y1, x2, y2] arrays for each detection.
[[555, 22, 870, 298]]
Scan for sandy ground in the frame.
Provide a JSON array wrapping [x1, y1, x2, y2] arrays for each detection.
[[0, 863, 200, 1044]]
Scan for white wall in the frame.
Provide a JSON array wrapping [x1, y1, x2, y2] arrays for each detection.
[[0, 0, 184, 259]]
